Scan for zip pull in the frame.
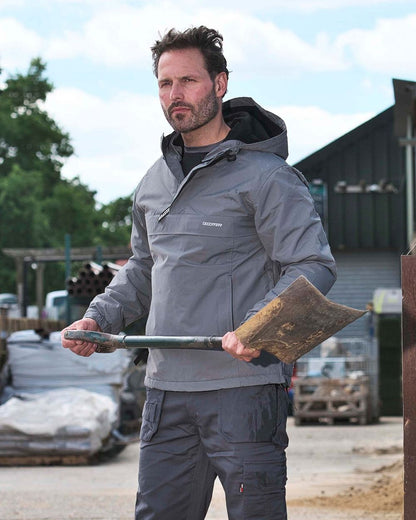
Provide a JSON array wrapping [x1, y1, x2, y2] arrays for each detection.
[[158, 206, 171, 222], [239, 483, 244, 494]]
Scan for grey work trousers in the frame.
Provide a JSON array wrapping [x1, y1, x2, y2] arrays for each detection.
[[135, 384, 289, 520]]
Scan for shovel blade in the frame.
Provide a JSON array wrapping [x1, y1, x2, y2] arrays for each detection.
[[235, 275, 366, 363]]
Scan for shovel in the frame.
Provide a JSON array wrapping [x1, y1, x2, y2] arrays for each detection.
[[64, 276, 366, 363]]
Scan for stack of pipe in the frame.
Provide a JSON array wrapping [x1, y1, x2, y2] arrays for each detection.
[[66, 262, 121, 298]]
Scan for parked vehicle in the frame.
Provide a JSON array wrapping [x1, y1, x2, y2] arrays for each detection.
[[42, 290, 68, 320], [0, 293, 19, 318], [0, 294, 18, 306]]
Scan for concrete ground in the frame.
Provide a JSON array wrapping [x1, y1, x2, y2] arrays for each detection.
[[0, 416, 403, 520]]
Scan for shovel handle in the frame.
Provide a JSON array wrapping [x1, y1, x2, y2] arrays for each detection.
[[64, 329, 224, 353]]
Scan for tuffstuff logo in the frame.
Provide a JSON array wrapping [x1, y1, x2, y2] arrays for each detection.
[[202, 221, 223, 228]]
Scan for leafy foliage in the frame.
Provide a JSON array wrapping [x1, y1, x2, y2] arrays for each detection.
[[97, 195, 133, 246], [0, 58, 73, 192], [0, 59, 133, 300]]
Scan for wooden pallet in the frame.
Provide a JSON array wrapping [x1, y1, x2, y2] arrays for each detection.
[[0, 454, 91, 466], [293, 376, 370, 425]]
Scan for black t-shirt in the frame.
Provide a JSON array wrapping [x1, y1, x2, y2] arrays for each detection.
[[181, 142, 220, 176], [178, 111, 272, 177]]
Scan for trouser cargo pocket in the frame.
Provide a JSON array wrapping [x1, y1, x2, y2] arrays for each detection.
[[140, 388, 165, 443], [242, 459, 287, 519]]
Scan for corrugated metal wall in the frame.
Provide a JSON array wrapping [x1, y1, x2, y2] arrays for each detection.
[[327, 250, 401, 338]]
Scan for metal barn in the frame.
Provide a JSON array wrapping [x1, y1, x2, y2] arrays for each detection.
[[293, 78, 416, 415]]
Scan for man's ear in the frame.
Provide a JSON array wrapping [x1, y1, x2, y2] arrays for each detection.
[[215, 72, 228, 99]]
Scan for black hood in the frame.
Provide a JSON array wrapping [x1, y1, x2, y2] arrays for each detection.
[[222, 97, 288, 160]]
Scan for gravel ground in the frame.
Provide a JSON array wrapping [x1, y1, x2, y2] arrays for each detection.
[[0, 416, 403, 520]]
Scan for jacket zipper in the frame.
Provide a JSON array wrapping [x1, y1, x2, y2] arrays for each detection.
[[158, 148, 239, 222]]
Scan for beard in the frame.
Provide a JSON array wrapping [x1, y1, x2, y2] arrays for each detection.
[[163, 86, 220, 134]]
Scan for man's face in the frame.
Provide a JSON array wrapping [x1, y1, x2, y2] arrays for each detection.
[[157, 48, 222, 135]]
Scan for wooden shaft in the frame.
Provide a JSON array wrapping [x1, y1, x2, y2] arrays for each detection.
[[402, 255, 416, 520]]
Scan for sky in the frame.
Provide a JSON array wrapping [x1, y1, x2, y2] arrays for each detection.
[[0, 0, 415, 204]]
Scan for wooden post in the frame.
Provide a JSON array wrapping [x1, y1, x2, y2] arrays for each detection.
[[0, 307, 8, 369], [15, 258, 24, 317], [402, 255, 416, 518], [36, 262, 45, 318]]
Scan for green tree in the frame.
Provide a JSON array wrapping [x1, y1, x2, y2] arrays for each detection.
[[0, 58, 73, 194], [0, 58, 134, 301], [97, 195, 133, 246], [0, 165, 49, 295], [0, 58, 98, 297], [0, 165, 48, 248], [42, 177, 101, 247]]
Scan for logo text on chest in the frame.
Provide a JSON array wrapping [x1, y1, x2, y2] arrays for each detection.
[[202, 221, 223, 228]]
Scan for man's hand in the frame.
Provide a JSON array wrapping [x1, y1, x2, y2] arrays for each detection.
[[61, 318, 101, 357], [222, 331, 261, 362]]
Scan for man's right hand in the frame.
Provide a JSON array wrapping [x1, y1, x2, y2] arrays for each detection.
[[61, 318, 101, 357]]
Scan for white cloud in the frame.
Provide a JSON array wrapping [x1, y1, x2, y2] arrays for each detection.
[[45, 87, 171, 203], [3, 0, 410, 11], [7, 2, 415, 79], [281, 0, 411, 8], [200, 10, 346, 75], [123, 0, 415, 14], [41, 4, 346, 75], [44, 3, 196, 67], [43, 3, 416, 78], [337, 14, 416, 76], [45, 85, 375, 202], [0, 0, 24, 7], [267, 0, 414, 12], [46, 30, 85, 61], [59, 154, 144, 203], [275, 105, 374, 163], [0, 18, 43, 70]]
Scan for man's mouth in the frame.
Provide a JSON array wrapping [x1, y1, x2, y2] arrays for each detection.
[[169, 104, 191, 116]]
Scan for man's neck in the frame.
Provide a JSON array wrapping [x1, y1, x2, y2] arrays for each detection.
[[181, 118, 230, 147]]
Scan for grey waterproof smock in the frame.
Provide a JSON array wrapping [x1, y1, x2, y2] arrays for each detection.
[[85, 97, 336, 391]]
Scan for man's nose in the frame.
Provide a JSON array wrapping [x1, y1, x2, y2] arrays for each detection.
[[170, 82, 184, 100]]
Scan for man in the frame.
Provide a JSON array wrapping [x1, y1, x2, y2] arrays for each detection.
[[62, 26, 336, 520]]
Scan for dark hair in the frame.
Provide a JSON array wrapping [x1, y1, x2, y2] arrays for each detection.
[[151, 26, 229, 80]]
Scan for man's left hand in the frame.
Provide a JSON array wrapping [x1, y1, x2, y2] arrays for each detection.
[[222, 331, 261, 362]]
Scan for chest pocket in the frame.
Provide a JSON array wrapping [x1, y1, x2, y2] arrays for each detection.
[[146, 214, 256, 267]]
